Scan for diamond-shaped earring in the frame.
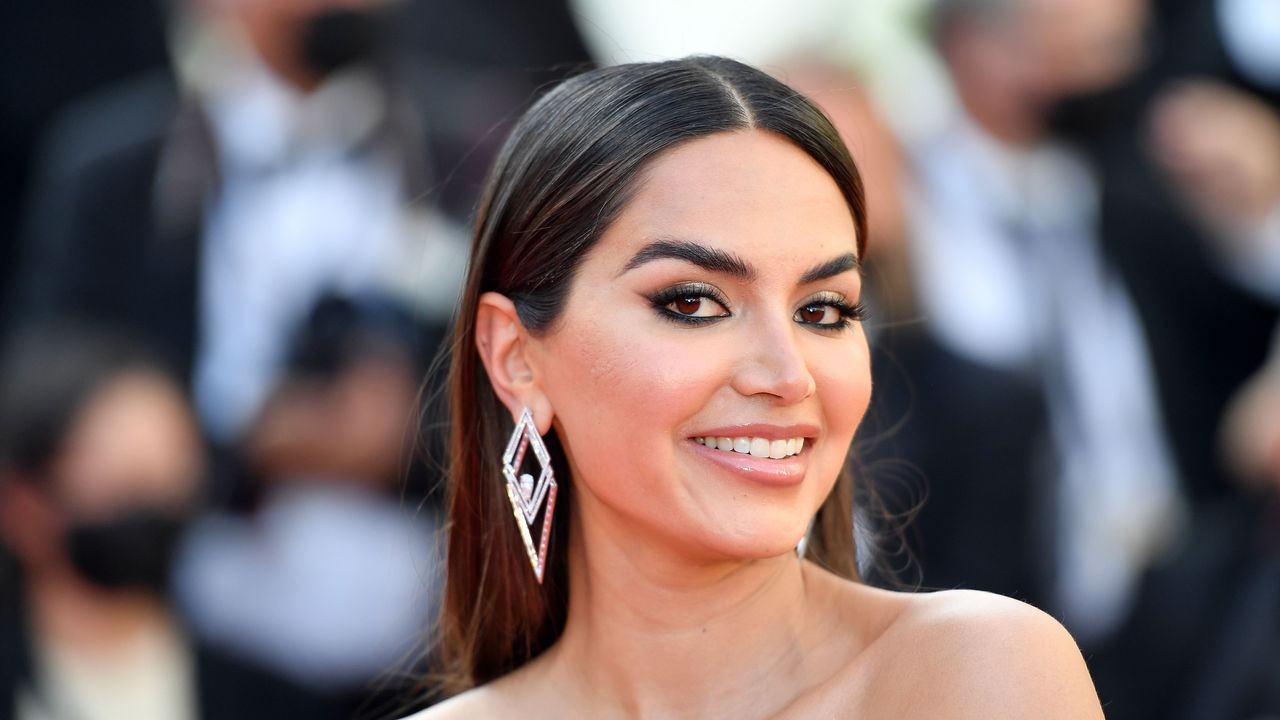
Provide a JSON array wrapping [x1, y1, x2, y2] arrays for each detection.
[[501, 407, 558, 583]]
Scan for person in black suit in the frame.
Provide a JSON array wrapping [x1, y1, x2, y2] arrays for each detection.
[[4, 0, 595, 429], [7, 0, 448, 445], [1049, 0, 1280, 507], [1042, 1, 1280, 716]]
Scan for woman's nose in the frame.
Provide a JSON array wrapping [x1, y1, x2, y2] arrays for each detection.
[[729, 317, 816, 404]]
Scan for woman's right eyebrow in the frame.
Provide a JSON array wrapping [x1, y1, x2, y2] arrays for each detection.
[[618, 238, 757, 279]]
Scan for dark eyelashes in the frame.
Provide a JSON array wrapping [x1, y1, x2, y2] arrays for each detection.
[[814, 301, 867, 331], [801, 292, 868, 331], [647, 282, 730, 325], [648, 282, 730, 309], [647, 284, 867, 330]]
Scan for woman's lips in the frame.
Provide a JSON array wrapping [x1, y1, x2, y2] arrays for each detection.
[[687, 438, 808, 486]]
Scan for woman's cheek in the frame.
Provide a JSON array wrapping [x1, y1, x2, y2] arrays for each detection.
[[545, 315, 717, 469], [814, 336, 872, 445]]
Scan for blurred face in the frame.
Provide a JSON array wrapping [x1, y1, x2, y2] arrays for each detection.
[[946, 0, 1147, 123], [787, 66, 907, 258], [527, 130, 870, 562], [1024, 0, 1148, 98], [206, 0, 396, 89], [0, 371, 202, 585], [52, 372, 202, 522], [250, 356, 417, 488]]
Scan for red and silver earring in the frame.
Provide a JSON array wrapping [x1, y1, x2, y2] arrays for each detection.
[[502, 407, 558, 583]]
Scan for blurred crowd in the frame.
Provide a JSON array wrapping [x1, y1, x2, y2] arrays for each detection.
[[0, 0, 1277, 718]]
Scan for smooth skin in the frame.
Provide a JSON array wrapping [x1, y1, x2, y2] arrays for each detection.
[[415, 129, 1103, 719]]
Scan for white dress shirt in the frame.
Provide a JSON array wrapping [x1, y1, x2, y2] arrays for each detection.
[[178, 25, 465, 441]]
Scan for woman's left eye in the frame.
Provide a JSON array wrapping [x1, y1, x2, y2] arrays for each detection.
[[794, 297, 865, 329], [795, 304, 840, 325]]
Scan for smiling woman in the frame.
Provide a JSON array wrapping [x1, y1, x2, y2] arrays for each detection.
[[409, 57, 1103, 719]]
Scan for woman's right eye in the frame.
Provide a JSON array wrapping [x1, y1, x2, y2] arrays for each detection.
[[666, 295, 728, 318], [648, 283, 732, 325]]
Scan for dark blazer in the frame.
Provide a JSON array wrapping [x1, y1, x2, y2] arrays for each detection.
[[5, 70, 209, 380], [859, 325, 1054, 608], [1050, 0, 1280, 506]]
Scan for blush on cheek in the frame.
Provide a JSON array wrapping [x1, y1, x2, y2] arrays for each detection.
[[815, 345, 872, 446], [542, 312, 727, 504], [566, 304, 719, 398]]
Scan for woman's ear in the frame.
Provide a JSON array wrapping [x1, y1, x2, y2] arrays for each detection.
[[474, 292, 554, 433]]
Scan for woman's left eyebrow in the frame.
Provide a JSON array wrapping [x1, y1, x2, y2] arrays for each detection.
[[798, 253, 860, 284]]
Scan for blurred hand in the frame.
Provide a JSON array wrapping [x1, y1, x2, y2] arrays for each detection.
[[1149, 79, 1280, 240]]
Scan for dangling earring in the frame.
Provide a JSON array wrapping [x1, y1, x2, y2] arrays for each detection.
[[501, 407, 558, 583]]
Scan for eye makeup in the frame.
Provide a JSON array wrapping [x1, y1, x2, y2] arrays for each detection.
[[794, 291, 867, 331], [647, 282, 732, 325], [647, 283, 866, 331]]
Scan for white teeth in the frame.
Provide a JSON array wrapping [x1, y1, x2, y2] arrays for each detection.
[[693, 435, 808, 458]]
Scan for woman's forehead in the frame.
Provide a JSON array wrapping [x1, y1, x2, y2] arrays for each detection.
[[591, 130, 860, 273]]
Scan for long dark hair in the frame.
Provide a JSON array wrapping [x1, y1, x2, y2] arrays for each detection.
[[436, 55, 868, 694]]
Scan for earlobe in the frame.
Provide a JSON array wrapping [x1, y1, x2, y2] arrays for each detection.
[[474, 292, 554, 432]]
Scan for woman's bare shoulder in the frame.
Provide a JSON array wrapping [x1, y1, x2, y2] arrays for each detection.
[[399, 643, 557, 719], [399, 686, 502, 720], [851, 587, 1104, 718]]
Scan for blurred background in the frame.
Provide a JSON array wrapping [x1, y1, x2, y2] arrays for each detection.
[[0, 0, 1277, 718]]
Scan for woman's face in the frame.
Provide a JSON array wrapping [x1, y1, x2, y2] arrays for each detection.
[[528, 129, 870, 562]]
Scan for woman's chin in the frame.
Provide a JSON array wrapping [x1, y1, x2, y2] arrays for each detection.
[[690, 522, 810, 563]]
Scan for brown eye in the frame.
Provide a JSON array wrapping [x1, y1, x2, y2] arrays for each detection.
[[663, 295, 727, 318], [797, 305, 830, 324], [672, 297, 703, 315], [651, 284, 731, 323]]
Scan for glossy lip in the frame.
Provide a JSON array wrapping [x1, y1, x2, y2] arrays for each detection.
[[688, 423, 820, 442], [684, 423, 819, 487]]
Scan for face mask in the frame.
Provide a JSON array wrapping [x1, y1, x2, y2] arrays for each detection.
[[1043, 86, 1126, 140], [65, 509, 187, 597], [297, 6, 402, 79]]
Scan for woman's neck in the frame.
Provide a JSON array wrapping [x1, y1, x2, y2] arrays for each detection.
[[532, 510, 858, 718]]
